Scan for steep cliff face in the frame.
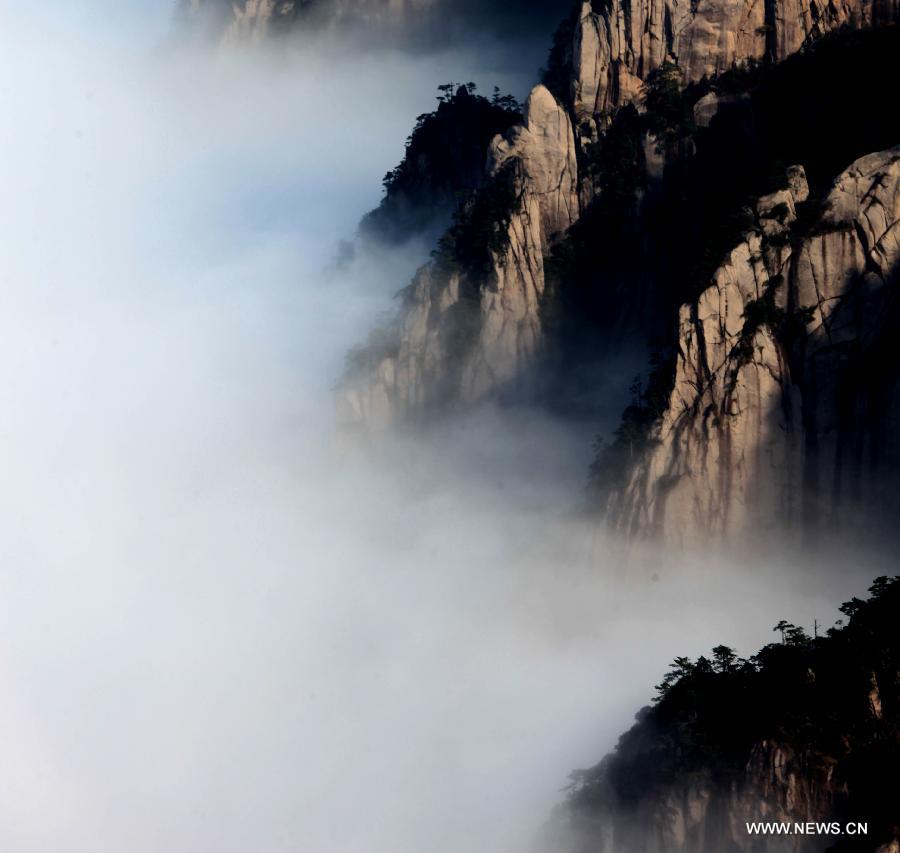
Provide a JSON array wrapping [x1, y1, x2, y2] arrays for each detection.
[[554, 577, 900, 853], [341, 1, 900, 437], [567, 0, 899, 122], [563, 741, 845, 853], [336, 84, 578, 431], [611, 148, 900, 547], [463, 85, 580, 401]]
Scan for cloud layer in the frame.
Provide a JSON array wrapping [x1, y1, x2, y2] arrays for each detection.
[[0, 5, 886, 852]]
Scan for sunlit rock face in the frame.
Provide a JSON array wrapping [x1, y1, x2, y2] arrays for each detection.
[[611, 148, 900, 547], [463, 84, 579, 403], [336, 0, 900, 439], [336, 84, 579, 432], [569, 0, 898, 121]]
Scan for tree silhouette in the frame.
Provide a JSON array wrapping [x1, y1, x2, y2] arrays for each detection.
[[773, 620, 792, 643], [712, 645, 737, 673]]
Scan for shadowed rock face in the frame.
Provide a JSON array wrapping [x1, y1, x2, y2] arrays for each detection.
[[336, 1, 900, 439], [553, 578, 900, 853], [568, 0, 899, 122], [333, 0, 900, 551], [336, 84, 578, 432], [611, 149, 900, 547]]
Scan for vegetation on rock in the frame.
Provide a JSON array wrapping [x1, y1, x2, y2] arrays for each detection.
[[359, 84, 521, 245], [565, 576, 900, 850], [431, 161, 523, 279], [583, 25, 900, 507]]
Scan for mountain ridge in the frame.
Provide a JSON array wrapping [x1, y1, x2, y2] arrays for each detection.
[[338, 2, 900, 548], [549, 575, 900, 853]]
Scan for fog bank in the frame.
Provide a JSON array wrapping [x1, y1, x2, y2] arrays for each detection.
[[0, 6, 883, 853]]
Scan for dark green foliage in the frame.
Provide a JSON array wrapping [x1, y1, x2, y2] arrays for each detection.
[[695, 57, 768, 97], [642, 61, 696, 150], [588, 347, 676, 504], [729, 275, 788, 364], [567, 577, 900, 848], [490, 86, 520, 112], [540, 7, 578, 103], [729, 273, 815, 369], [580, 104, 646, 205], [432, 162, 522, 280], [360, 84, 521, 245]]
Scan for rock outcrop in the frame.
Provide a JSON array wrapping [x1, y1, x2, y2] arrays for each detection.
[[563, 741, 844, 853], [341, 1, 900, 437], [560, 738, 876, 853], [463, 85, 579, 400], [337, 0, 900, 438], [553, 577, 900, 853], [337, 84, 578, 431], [612, 148, 900, 546], [568, 0, 899, 122]]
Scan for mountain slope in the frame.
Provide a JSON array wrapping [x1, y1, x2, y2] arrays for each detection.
[[549, 576, 900, 853], [610, 148, 900, 547], [339, 3, 900, 456]]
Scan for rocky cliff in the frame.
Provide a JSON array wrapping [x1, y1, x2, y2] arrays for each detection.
[[337, 83, 578, 430], [550, 576, 900, 853], [610, 149, 900, 547], [564, 0, 898, 124], [339, 1, 900, 442]]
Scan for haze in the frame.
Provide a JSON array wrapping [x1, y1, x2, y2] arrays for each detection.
[[0, 5, 882, 852]]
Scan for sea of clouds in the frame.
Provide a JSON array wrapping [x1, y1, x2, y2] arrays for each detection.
[[0, 4, 882, 851]]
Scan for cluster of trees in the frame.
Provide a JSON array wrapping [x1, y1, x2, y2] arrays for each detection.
[[566, 576, 900, 846], [359, 83, 521, 245], [431, 161, 522, 279]]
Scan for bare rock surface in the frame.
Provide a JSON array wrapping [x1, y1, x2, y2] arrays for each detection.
[[611, 148, 900, 546], [570, 0, 898, 118], [336, 85, 578, 430]]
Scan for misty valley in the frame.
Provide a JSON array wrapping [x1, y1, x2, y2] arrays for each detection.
[[0, 1, 898, 851]]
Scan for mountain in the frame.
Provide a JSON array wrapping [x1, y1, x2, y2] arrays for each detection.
[[609, 147, 900, 548], [338, 0, 900, 548], [547, 576, 900, 853], [180, 0, 435, 44], [338, 80, 579, 430], [178, 0, 565, 47]]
